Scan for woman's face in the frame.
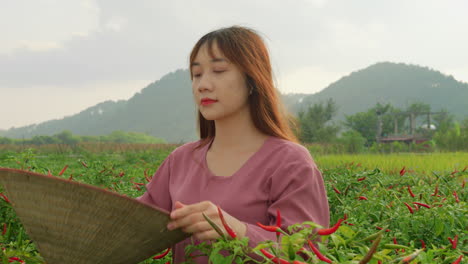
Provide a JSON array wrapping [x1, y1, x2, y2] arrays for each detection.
[[191, 42, 250, 122]]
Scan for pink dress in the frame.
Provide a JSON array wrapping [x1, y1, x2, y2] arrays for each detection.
[[137, 136, 330, 263]]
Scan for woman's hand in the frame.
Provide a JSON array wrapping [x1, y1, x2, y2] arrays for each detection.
[[167, 201, 247, 241]]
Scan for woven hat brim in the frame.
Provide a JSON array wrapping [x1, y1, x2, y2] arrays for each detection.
[[0, 168, 190, 264]]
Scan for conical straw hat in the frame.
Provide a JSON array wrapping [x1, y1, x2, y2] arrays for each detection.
[[0, 168, 189, 264]]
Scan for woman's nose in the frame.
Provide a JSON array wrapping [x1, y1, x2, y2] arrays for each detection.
[[197, 74, 213, 93]]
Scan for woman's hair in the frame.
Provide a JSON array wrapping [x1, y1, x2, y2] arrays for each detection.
[[189, 26, 298, 146]]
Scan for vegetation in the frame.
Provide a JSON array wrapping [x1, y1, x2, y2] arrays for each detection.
[[0, 130, 165, 146], [0, 147, 466, 263]]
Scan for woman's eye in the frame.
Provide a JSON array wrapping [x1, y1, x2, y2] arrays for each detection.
[[214, 70, 225, 74], [193, 73, 201, 78]]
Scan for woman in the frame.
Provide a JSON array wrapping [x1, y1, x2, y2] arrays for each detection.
[[137, 26, 329, 263]]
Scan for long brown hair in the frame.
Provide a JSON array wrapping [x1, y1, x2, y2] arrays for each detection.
[[189, 26, 298, 146]]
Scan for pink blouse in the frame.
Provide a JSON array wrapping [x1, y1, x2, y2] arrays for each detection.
[[137, 136, 329, 263]]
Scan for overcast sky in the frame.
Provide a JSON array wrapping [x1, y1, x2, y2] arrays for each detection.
[[1, 0, 467, 130]]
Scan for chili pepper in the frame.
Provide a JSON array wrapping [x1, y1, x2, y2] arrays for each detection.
[[448, 235, 458, 249], [8, 257, 25, 263], [430, 184, 439, 196], [58, 165, 69, 176], [358, 196, 368, 200], [308, 240, 332, 263], [257, 222, 281, 233], [202, 213, 225, 239], [451, 169, 459, 176], [259, 248, 290, 264], [375, 226, 391, 232], [359, 233, 382, 264], [275, 209, 281, 236], [68, 175, 73, 181], [413, 202, 431, 209], [333, 185, 341, 194], [452, 191, 460, 203], [292, 261, 308, 264], [152, 248, 170, 259], [317, 218, 343, 235], [462, 179, 466, 188], [398, 249, 423, 263], [357, 177, 366, 182], [145, 171, 152, 182], [462, 166, 468, 172], [400, 166, 406, 176], [403, 202, 414, 214], [81, 161, 88, 168], [118, 172, 125, 177], [420, 239, 426, 249], [407, 186, 415, 198], [2, 223, 6, 236], [0, 193, 10, 204], [217, 206, 237, 239], [452, 255, 463, 264]]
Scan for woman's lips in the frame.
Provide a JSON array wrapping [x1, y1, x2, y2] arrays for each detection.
[[201, 99, 217, 106]]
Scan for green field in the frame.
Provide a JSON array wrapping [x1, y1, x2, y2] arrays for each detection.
[[0, 146, 466, 263]]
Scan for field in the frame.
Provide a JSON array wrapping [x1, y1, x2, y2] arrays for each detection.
[[0, 145, 466, 263]]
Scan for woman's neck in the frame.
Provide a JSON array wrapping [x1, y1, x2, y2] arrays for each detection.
[[210, 108, 268, 153]]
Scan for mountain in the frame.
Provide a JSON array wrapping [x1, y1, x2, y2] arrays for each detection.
[[4, 69, 198, 143], [292, 62, 468, 120], [3, 62, 468, 143]]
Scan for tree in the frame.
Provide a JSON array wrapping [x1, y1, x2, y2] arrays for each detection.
[[344, 103, 404, 145], [297, 98, 340, 143]]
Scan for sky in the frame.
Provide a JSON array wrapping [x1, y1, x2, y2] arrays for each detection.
[[1, 0, 467, 130]]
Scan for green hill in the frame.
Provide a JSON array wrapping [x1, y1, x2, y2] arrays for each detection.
[[293, 62, 468, 120], [3, 62, 468, 143]]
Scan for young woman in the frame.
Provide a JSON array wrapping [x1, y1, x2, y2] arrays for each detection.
[[137, 26, 329, 263]]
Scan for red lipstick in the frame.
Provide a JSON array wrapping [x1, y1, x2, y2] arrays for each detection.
[[201, 98, 217, 106]]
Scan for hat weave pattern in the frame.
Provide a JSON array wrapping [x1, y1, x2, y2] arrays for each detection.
[[0, 168, 189, 264]]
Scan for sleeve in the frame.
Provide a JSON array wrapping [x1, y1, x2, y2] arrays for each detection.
[[244, 147, 330, 250], [135, 154, 173, 212]]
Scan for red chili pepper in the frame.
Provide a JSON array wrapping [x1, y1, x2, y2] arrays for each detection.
[[452, 191, 460, 203], [308, 240, 332, 263], [357, 177, 366, 182], [257, 222, 281, 233], [58, 165, 69, 176], [407, 186, 415, 198], [275, 209, 281, 236], [317, 218, 343, 235], [217, 206, 237, 239], [420, 239, 426, 249], [8, 257, 25, 263], [2, 223, 6, 236], [333, 185, 341, 194], [259, 248, 290, 264], [375, 226, 391, 232], [358, 196, 368, 200], [400, 166, 406, 176], [118, 172, 125, 177], [152, 248, 170, 259], [430, 184, 439, 196], [0, 193, 10, 204], [412, 202, 431, 209], [452, 255, 463, 264], [403, 202, 414, 214], [448, 235, 458, 249]]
